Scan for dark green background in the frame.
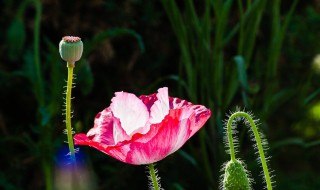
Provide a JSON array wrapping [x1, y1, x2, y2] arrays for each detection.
[[0, 0, 319, 189]]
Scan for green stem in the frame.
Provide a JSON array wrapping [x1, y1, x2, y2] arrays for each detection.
[[33, 1, 53, 189], [148, 163, 160, 190], [66, 62, 76, 163], [42, 159, 52, 190], [227, 111, 272, 190]]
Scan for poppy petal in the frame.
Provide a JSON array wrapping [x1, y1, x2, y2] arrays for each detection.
[[87, 108, 115, 145], [149, 87, 170, 124], [125, 107, 202, 164], [110, 91, 150, 143]]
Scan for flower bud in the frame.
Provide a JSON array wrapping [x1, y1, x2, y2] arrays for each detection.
[[59, 36, 83, 63], [222, 159, 251, 190]]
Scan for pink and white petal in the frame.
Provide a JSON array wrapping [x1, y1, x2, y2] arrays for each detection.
[[169, 115, 194, 154], [86, 108, 115, 145], [139, 93, 158, 112], [112, 117, 132, 145], [149, 87, 170, 124], [190, 105, 212, 136], [168, 105, 211, 153], [125, 108, 195, 165], [74, 134, 130, 163], [74, 133, 92, 145], [86, 107, 133, 145], [75, 106, 211, 165], [110, 91, 149, 136], [169, 97, 191, 109]]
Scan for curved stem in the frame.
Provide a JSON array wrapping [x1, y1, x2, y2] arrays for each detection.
[[66, 62, 76, 163], [148, 163, 160, 190], [227, 111, 272, 190], [227, 113, 237, 163]]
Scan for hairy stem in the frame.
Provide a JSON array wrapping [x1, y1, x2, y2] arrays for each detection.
[[148, 163, 160, 190], [227, 111, 272, 190], [65, 62, 76, 163]]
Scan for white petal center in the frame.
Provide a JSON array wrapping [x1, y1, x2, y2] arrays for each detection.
[[149, 87, 170, 124], [110, 92, 149, 136]]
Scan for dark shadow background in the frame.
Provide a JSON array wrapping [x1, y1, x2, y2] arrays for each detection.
[[0, 0, 320, 189]]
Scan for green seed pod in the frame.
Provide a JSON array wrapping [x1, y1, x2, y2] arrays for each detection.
[[59, 36, 83, 64], [222, 159, 251, 190]]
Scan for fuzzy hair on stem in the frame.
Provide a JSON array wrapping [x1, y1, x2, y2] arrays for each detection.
[[147, 163, 163, 190], [61, 64, 77, 164], [221, 109, 274, 190]]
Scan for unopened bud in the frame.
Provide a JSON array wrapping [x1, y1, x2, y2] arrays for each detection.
[[223, 159, 251, 190]]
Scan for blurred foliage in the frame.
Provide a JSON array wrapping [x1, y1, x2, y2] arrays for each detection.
[[0, 0, 320, 190], [294, 101, 320, 139]]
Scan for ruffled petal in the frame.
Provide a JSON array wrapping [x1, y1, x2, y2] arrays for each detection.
[[169, 97, 212, 136], [139, 93, 158, 112], [74, 87, 212, 165], [74, 134, 130, 162], [110, 91, 150, 143], [87, 108, 115, 145], [124, 106, 210, 165], [149, 87, 170, 124], [169, 97, 191, 109], [74, 107, 202, 165], [190, 105, 212, 136]]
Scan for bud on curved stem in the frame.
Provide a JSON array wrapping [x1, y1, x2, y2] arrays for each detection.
[[222, 111, 274, 190]]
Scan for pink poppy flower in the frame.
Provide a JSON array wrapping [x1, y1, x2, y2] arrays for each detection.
[[74, 87, 211, 165]]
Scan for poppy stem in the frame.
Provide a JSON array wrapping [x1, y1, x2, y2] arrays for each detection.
[[148, 163, 161, 190], [226, 111, 272, 190], [65, 62, 76, 163]]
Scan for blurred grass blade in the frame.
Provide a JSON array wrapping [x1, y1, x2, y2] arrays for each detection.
[[45, 38, 64, 115], [85, 28, 145, 55], [173, 183, 185, 190], [304, 88, 320, 105], [234, 55, 249, 107], [234, 56, 248, 90], [6, 18, 26, 61], [143, 74, 190, 96], [272, 138, 320, 150], [76, 60, 94, 96], [178, 150, 198, 167]]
